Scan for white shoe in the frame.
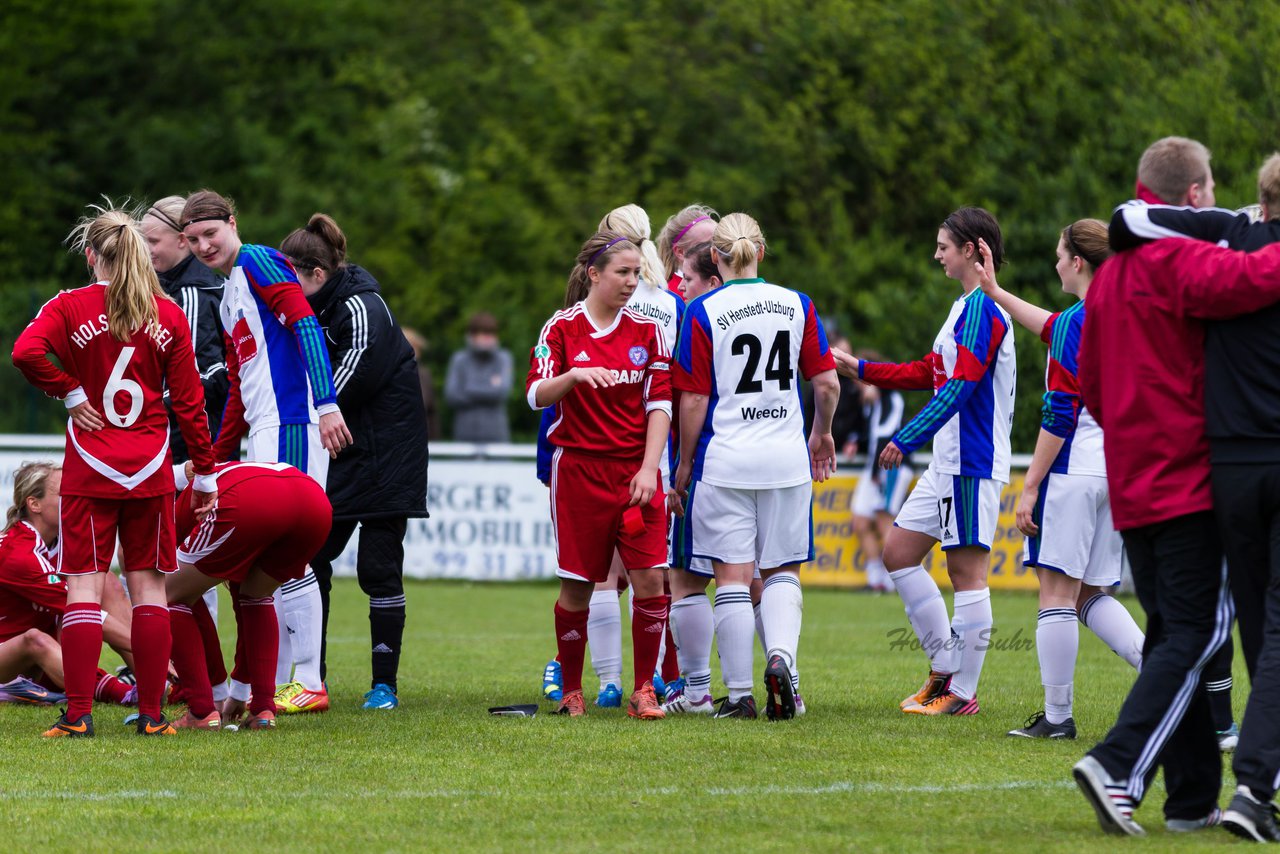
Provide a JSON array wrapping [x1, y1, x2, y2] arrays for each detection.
[[661, 692, 714, 715]]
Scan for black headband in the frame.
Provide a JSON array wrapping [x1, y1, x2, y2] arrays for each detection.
[[146, 206, 184, 233], [180, 215, 230, 229]]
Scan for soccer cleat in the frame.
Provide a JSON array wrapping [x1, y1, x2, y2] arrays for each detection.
[[1007, 711, 1076, 739], [794, 693, 807, 717], [763, 654, 796, 721], [900, 670, 951, 711], [627, 684, 665, 720], [245, 710, 277, 730], [595, 683, 622, 708], [363, 683, 399, 710], [114, 665, 136, 685], [541, 660, 563, 702], [662, 691, 715, 715], [661, 676, 686, 703], [0, 676, 64, 705], [1217, 722, 1239, 752], [555, 689, 586, 717], [651, 671, 667, 701], [135, 713, 177, 736], [274, 681, 330, 714], [1072, 754, 1145, 836], [712, 695, 758, 719], [1223, 787, 1280, 842], [42, 710, 94, 738], [1166, 806, 1221, 833], [173, 709, 221, 730], [904, 690, 979, 716]]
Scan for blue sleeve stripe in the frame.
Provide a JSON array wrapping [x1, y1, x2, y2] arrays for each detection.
[[294, 314, 337, 405], [958, 295, 983, 352], [1050, 302, 1082, 362], [896, 375, 967, 449], [244, 245, 297, 285]]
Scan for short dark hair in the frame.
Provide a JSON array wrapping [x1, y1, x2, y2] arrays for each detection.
[[467, 312, 499, 335], [941, 206, 1004, 270]]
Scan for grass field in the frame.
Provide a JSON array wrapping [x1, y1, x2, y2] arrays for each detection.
[[0, 580, 1250, 851]]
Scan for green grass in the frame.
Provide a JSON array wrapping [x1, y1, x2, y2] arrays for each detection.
[[0, 581, 1248, 851]]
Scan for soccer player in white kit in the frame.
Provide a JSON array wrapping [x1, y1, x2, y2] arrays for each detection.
[[672, 212, 839, 720], [832, 207, 1014, 717], [973, 222, 1144, 739]]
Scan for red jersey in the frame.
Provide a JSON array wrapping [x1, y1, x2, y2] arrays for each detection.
[[0, 522, 64, 643], [12, 283, 216, 498], [526, 304, 672, 460], [667, 271, 686, 300]]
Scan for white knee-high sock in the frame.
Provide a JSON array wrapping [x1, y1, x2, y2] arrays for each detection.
[[949, 587, 992, 701], [587, 590, 623, 689], [714, 584, 755, 702], [1080, 593, 1144, 669], [1036, 607, 1078, 724], [279, 569, 324, 691], [670, 593, 713, 698], [761, 571, 802, 671], [273, 594, 293, 685], [202, 586, 219, 624], [890, 565, 954, 673]]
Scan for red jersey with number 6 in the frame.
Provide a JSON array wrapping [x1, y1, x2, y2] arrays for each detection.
[[12, 282, 216, 498], [525, 304, 672, 460]]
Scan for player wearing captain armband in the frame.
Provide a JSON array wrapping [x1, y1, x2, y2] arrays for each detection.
[[832, 207, 1015, 718], [672, 212, 839, 721], [12, 204, 219, 738]]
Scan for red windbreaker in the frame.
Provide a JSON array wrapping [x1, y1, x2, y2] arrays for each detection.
[[1079, 239, 1280, 529]]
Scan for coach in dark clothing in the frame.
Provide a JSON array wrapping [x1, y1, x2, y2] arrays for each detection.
[[283, 214, 429, 709], [1109, 156, 1280, 839], [142, 198, 229, 461]]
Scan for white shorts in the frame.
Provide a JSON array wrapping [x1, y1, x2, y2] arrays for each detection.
[[851, 464, 914, 518], [246, 423, 329, 489], [677, 480, 813, 572], [894, 464, 1001, 551], [1022, 472, 1122, 586]]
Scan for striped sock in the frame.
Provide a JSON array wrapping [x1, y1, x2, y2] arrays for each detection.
[[762, 571, 803, 671], [714, 585, 754, 702], [1036, 607, 1078, 724], [61, 603, 104, 719], [369, 594, 406, 691]]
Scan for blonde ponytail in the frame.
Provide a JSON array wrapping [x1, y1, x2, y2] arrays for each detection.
[[657, 204, 718, 279], [5, 461, 59, 532], [711, 212, 767, 276], [598, 204, 665, 291], [67, 203, 167, 341]]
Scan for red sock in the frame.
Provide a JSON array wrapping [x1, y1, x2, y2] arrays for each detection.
[[168, 605, 215, 717], [190, 596, 227, 686], [632, 594, 670, 691], [661, 624, 680, 683], [61, 602, 104, 719], [554, 603, 589, 695], [238, 595, 279, 715], [93, 668, 132, 704], [228, 584, 249, 686], [131, 604, 172, 720]]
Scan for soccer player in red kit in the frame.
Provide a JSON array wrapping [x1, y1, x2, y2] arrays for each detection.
[[527, 231, 673, 719], [12, 206, 217, 737], [166, 461, 332, 730]]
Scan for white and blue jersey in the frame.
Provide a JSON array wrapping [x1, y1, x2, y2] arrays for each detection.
[[859, 290, 1015, 482], [1039, 303, 1105, 477]]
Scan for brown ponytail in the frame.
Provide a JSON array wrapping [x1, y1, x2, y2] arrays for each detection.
[[281, 213, 348, 276], [565, 231, 635, 308]]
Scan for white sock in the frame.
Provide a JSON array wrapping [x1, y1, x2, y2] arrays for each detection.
[[754, 603, 766, 656], [279, 569, 324, 691], [1037, 607, 1078, 724], [866, 557, 888, 589], [761, 571, 802, 670], [273, 594, 293, 685], [714, 584, 755, 701], [229, 678, 251, 702], [890, 565, 954, 673], [670, 593, 713, 697], [202, 586, 219, 623], [1080, 593, 1144, 669], [949, 587, 992, 701], [587, 590, 623, 689], [211, 680, 230, 703]]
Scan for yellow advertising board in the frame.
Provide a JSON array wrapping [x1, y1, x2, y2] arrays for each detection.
[[802, 471, 1039, 592]]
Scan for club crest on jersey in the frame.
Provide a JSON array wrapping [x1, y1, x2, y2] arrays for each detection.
[[628, 345, 648, 367], [534, 344, 551, 359]]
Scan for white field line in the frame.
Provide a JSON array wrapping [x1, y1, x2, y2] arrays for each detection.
[[0, 790, 179, 801]]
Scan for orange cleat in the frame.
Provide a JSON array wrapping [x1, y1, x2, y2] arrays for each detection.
[[173, 709, 222, 730], [555, 689, 586, 717], [904, 690, 979, 716], [900, 670, 951, 711], [42, 711, 94, 738], [627, 683, 666, 720], [245, 709, 276, 730]]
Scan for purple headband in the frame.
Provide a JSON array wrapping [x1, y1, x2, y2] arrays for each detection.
[[589, 236, 630, 266], [671, 215, 711, 249]]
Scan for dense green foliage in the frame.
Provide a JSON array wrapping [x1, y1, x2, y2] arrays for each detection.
[[0, 579, 1247, 850], [3, 0, 1277, 443]]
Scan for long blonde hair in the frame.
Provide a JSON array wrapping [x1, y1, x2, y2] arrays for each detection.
[[711, 212, 767, 277], [67, 203, 166, 341], [657, 203, 718, 279], [598, 204, 664, 292], [5, 461, 59, 532]]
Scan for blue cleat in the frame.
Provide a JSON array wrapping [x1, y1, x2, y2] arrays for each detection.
[[363, 683, 399, 710], [651, 672, 667, 701], [542, 660, 562, 702], [0, 676, 64, 705], [596, 683, 623, 708]]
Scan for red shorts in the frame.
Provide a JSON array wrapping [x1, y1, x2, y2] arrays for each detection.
[[59, 493, 176, 575], [549, 449, 668, 583], [177, 475, 332, 584]]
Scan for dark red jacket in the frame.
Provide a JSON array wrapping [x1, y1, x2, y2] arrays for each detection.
[[1079, 238, 1280, 529]]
